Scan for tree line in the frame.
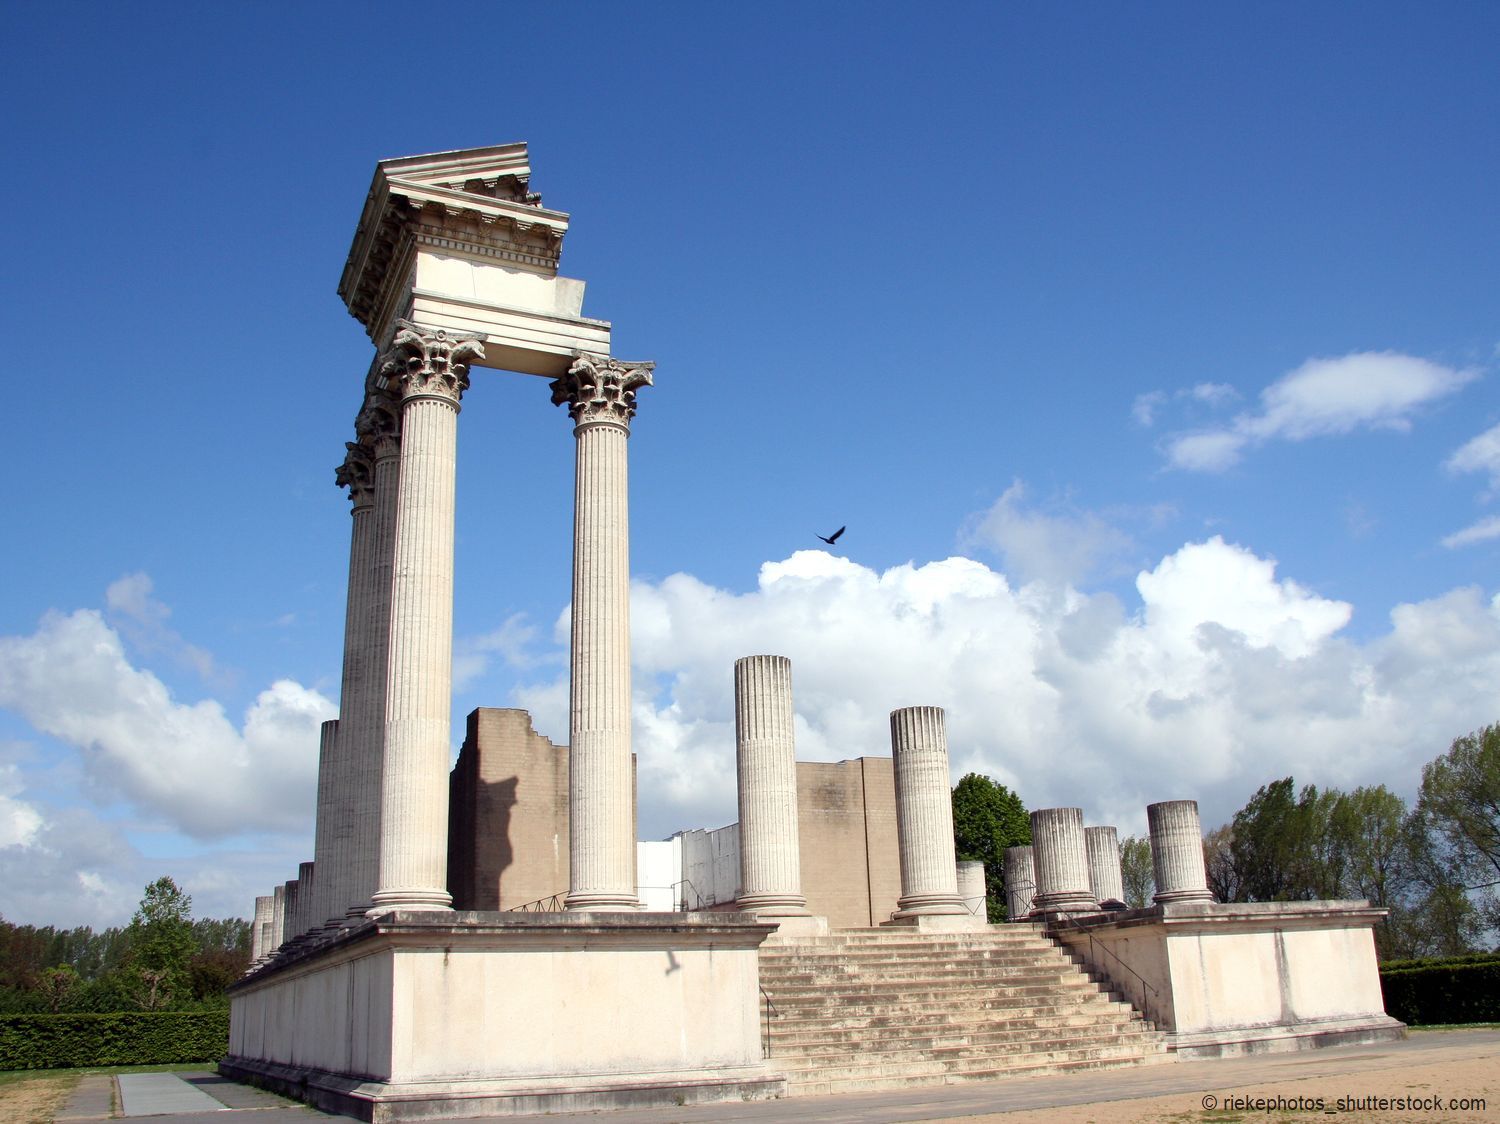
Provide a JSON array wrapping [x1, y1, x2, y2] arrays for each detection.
[[953, 722, 1500, 959], [0, 877, 250, 1014]]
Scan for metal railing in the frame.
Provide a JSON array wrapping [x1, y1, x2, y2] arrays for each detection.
[[759, 985, 779, 1057], [1054, 914, 1162, 1028], [507, 892, 567, 912]]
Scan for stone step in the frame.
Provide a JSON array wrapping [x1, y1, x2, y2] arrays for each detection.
[[782, 1049, 1171, 1096], [761, 950, 1073, 971], [774, 1030, 1166, 1069], [761, 964, 1095, 986], [761, 981, 1116, 1008], [765, 1008, 1148, 1041], [768, 1021, 1160, 1054]]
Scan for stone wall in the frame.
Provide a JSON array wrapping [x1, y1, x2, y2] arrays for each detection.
[[795, 757, 901, 927]]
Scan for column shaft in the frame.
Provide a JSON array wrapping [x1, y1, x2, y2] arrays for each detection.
[[1004, 845, 1036, 920], [566, 421, 637, 909], [1029, 808, 1097, 913], [270, 884, 286, 953], [348, 435, 399, 914], [373, 394, 460, 912], [734, 655, 807, 915], [250, 896, 272, 965], [956, 861, 986, 918], [1085, 825, 1126, 907], [1148, 799, 1215, 904], [310, 718, 342, 929], [890, 706, 966, 918]]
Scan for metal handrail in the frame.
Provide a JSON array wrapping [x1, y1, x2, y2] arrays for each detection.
[[507, 892, 567, 912], [758, 985, 779, 1057], [1059, 915, 1162, 1028]]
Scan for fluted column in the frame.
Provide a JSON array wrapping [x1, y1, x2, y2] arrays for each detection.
[[348, 394, 401, 916], [1030, 808, 1098, 913], [250, 896, 272, 966], [552, 354, 653, 912], [1085, 825, 1126, 908], [370, 322, 483, 914], [295, 861, 316, 939], [889, 706, 967, 919], [309, 716, 343, 930], [1004, 846, 1036, 920], [734, 655, 808, 916], [956, 861, 986, 917], [270, 884, 286, 954], [281, 879, 299, 947], [1148, 799, 1215, 904]]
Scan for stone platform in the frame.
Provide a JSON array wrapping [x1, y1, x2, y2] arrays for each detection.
[[225, 911, 785, 1121]]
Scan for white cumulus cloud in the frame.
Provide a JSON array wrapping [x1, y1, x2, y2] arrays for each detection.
[[963, 481, 1134, 586], [0, 608, 333, 839], [1446, 421, 1500, 492], [511, 537, 1500, 843], [1163, 352, 1477, 472]]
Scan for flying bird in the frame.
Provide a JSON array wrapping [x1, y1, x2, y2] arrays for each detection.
[[816, 525, 846, 545]]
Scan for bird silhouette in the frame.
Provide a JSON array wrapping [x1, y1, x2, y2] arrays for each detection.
[[816, 526, 846, 545]]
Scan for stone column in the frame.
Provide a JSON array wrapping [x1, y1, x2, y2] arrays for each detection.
[[1148, 799, 1215, 904], [733, 655, 809, 917], [347, 386, 401, 917], [956, 861, 986, 917], [281, 879, 299, 946], [369, 322, 483, 915], [889, 706, 968, 921], [295, 861, 316, 939], [250, 896, 272, 965], [551, 354, 653, 912], [1085, 825, 1126, 908], [270, 884, 286, 954], [1029, 808, 1098, 913], [1004, 846, 1036, 920], [309, 717, 343, 930]]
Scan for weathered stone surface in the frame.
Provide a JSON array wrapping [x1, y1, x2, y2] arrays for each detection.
[[1004, 845, 1036, 920], [1086, 825, 1126, 908], [1148, 799, 1215, 905], [734, 655, 809, 917], [1030, 808, 1098, 913], [888, 707, 969, 922]]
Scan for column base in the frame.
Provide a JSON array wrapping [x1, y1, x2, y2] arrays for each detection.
[[756, 914, 830, 942], [1153, 888, 1216, 905], [1032, 891, 1098, 913], [368, 889, 453, 916], [566, 893, 642, 912]]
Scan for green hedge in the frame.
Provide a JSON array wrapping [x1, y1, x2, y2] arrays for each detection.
[[0, 1011, 229, 1070], [1379, 956, 1500, 1026]]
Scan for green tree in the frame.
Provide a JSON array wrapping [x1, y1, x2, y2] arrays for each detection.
[[1417, 723, 1500, 932], [951, 774, 1030, 921], [1228, 778, 1343, 901], [126, 877, 196, 1011], [1119, 835, 1155, 908]]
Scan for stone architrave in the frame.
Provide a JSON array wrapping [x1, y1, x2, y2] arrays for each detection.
[[1085, 826, 1126, 908], [1004, 846, 1036, 920], [369, 322, 483, 915], [733, 655, 810, 918], [250, 896, 273, 966], [1148, 799, 1215, 904], [1029, 809, 1098, 913], [551, 354, 652, 912], [888, 707, 968, 920]]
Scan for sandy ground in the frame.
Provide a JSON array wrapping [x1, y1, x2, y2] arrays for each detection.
[[944, 1053, 1499, 1123], [0, 1074, 79, 1124]]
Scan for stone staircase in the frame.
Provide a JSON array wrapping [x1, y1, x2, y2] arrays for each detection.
[[757, 925, 1171, 1096]]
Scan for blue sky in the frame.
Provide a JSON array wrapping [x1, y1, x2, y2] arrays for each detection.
[[1, 2, 1496, 927]]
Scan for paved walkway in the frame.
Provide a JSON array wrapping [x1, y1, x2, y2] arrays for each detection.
[[43, 1029, 1500, 1122]]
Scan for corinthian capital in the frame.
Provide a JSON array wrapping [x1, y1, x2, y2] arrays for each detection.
[[550, 354, 655, 430], [380, 320, 485, 405], [335, 441, 375, 506]]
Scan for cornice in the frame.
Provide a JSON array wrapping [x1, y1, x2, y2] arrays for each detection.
[[338, 143, 573, 339]]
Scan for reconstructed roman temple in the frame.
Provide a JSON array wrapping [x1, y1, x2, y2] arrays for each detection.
[[225, 145, 1403, 1121]]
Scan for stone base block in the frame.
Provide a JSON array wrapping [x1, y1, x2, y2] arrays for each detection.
[[226, 912, 784, 1120], [219, 1057, 783, 1121], [759, 914, 830, 942], [881, 913, 991, 932], [1167, 1015, 1408, 1059]]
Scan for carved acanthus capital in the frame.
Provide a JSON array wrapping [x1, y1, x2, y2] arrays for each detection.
[[551, 354, 655, 430], [379, 320, 485, 405], [335, 441, 375, 507]]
